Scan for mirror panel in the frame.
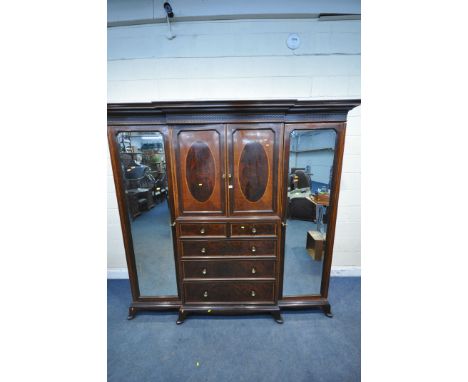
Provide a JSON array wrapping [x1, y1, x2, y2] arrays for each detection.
[[116, 131, 177, 297], [283, 129, 337, 296]]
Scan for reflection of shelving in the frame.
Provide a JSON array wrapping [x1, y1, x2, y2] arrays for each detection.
[[154, 186, 169, 197], [119, 133, 133, 153]]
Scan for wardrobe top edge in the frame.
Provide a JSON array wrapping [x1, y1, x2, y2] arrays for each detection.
[[107, 99, 361, 115]]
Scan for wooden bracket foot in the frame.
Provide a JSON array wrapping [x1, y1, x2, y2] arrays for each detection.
[[322, 304, 333, 318], [271, 311, 284, 324], [127, 307, 137, 320], [176, 309, 187, 325]]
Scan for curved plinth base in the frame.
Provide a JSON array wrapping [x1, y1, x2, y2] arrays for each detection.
[[176, 305, 283, 324], [279, 298, 334, 318], [125, 301, 334, 322], [126, 301, 181, 321]]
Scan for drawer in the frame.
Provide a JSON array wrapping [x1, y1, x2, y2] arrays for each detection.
[[183, 259, 275, 279], [180, 239, 276, 257], [230, 222, 277, 237], [179, 223, 227, 237], [184, 281, 275, 303]]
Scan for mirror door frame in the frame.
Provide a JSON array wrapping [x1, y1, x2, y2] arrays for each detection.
[[107, 125, 181, 309], [279, 122, 346, 309]]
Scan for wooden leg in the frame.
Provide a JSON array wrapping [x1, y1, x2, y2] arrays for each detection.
[[322, 304, 333, 318], [271, 311, 284, 324], [176, 309, 187, 325], [127, 307, 136, 320]]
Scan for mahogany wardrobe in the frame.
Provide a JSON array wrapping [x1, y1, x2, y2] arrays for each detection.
[[108, 100, 360, 324]]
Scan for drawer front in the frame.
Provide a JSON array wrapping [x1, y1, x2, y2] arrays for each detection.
[[179, 223, 227, 237], [183, 259, 275, 279], [230, 222, 277, 237], [180, 239, 276, 257], [184, 281, 275, 303]]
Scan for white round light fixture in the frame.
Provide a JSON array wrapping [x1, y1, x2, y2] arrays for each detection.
[[286, 33, 300, 50]]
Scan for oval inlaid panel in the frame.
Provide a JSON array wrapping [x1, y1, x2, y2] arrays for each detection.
[[186, 141, 215, 202], [239, 142, 269, 202]]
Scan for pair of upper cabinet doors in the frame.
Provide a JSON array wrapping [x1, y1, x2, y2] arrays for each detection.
[[174, 124, 282, 217]]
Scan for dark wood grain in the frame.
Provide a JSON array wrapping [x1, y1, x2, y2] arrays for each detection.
[[228, 124, 281, 215], [107, 99, 361, 124], [174, 126, 226, 215], [185, 140, 216, 202], [238, 142, 269, 202], [179, 222, 227, 237], [320, 125, 346, 299], [183, 281, 275, 304], [230, 222, 277, 237], [183, 259, 275, 279], [180, 239, 276, 257]]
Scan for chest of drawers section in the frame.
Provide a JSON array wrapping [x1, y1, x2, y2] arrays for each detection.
[[177, 221, 279, 305]]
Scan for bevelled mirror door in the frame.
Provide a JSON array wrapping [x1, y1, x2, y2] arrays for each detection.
[[116, 131, 178, 297], [283, 129, 337, 296]]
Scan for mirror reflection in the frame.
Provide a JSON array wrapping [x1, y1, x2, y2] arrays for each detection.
[[283, 129, 336, 296], [117, 131, 177, 297]]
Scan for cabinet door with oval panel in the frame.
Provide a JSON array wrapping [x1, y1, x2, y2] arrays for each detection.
[[174, 125, 226, 215], [227, 124, 282, 215]]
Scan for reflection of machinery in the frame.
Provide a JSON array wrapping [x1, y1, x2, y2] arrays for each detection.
[[126, 188, 154, 220], [122, 165, 155, 220], [288, 196, 315, 221], [120, 150, 167, 195], [288, 169, 314, 221], [122, 157, 168, 220], [289, 168, 312, 190], [118, 130, 169, 219], [152, 170, 168, 203], [125, 164, 156, 189]]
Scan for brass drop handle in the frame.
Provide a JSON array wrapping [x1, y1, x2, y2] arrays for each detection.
[[251, 267, 256, 274], [203, 291, 208, 298], [251, 227, 257, 234], [251, 246, 256, 253], [201, 247, 206, 254], [200, 227, 205, 234], [202, 268, 207, 275], [251, 290, 256, 297]]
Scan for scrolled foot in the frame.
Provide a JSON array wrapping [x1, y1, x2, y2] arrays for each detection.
[[322, 304, 333, 318], [127, 307, 136, 320], [176, 310, 187, 325], [271, 311, 284, 324]]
